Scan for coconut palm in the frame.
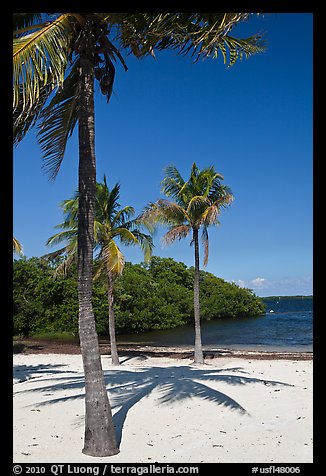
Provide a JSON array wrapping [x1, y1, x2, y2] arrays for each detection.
[[13, 12, 265, 456], [45, 176, 153, 365], [143, 163, 233, 364]]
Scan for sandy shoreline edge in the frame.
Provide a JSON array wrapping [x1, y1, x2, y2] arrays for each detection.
[[13, 338, 313, 360]]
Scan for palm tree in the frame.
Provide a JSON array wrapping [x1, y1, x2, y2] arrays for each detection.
[[143, 163, 233, 364], [13, 12, 265, 456], [45, 176, 153, 365]]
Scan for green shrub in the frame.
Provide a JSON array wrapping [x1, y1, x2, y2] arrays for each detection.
[[13, 256, 265, 337]]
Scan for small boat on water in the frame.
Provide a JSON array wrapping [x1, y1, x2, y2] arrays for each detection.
[[269, 310, 275, 313]]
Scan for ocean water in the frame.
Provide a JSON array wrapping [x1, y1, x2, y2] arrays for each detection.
[[118, 296, 313, 352]]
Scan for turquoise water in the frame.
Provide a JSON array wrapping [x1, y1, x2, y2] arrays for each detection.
[[117, 296, 313, 352]]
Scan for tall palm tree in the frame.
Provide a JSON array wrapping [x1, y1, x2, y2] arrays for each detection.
[[143, 163, 233, 364], [45, 176, 153, 365], [13, 12, 265, 456]]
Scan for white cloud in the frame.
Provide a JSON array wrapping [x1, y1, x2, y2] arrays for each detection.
[[236, 279, 246, 288], [228, 275, 312, 296], [229, 278, 270, 289], [250, 277, 270, 289]]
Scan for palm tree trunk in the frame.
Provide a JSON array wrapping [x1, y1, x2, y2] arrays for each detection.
[[77, 46, 119, 457], [107, 269, 120, 365], [193, 227, 204, 364]]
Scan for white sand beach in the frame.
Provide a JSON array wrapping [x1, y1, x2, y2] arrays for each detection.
[[13, 352, 313, 464]]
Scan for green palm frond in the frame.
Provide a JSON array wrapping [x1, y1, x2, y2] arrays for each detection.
[[59, 196, 79, 222], [46, 229, 77, 247], [95, 178, 110, 219], [112, 227, 140, 246], [186, 195, 211, 222], [103, 240, 125, 276], [13, 82, 53, 145], [13, 15, 52, 143], [201, 225, 209, 267], [134, 212, 157, 235], [209, 186, 234, 210], [53, 252, 76, 277], [130, 229, 154, 262], [112, 206, 135, 227], [111, 13, 265, 64], [13, 14, 79, 121], [96, 180, 121, 222], [161, 164, 186, 199], [200, 169, 224, 197], [144, 200, 190, 227], [37, 61, 79, 180], [93, 259, 106, 281], [43, 236, 78, 277], [94, 220, 109, 244], [213, 33, 265, 66]]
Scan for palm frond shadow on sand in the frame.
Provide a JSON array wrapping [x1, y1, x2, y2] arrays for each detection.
[[15, 361, 293, 447], [107, 365, 292, 445]]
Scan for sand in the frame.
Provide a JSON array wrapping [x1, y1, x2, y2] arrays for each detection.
[[13, 352, 313, 463]]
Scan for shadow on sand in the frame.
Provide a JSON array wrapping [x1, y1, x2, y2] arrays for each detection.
[[13, 359, 292, 447]]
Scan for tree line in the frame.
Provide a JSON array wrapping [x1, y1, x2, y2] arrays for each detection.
[[13, 255, 265, 338]]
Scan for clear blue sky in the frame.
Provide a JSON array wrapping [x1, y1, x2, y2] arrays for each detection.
[[13, 13, 313, 297]]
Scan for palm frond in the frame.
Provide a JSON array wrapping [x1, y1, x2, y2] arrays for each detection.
[[59, 195, 79, 222], [200, 168, 224, 197], [93, 259, 106, 281], [13, 13, 44, 37], [13, 237, 23, 256], [13, 82, 53, 145], [50, 252, 77, 278], [94, 220, 109, 244], [219, 34, 266, 67], [160, 164, 185, 200], [42, 246, 68, 260], [112, 227, 140, 246], [112, 13, 265, 65], [145, 199, 190, 227], [45, 229, 77, 247], [200, 204, 220, 227], [97, 181, 121, 222], [53, 252, 76, 278], [209, 186, 234, 209], [162, 225, 192, 246], [112, 206, 135, 227], [133, 212, 157, 235], [130, 230, 154, 262], [43, 233, 78, 277], [201, 225, 209, 267], [95, 178, 111, 219], [37, 61, 79, 180], [103, 240, 125, 276], [186, 195, 210, 221], [13, 14, 79, 121]]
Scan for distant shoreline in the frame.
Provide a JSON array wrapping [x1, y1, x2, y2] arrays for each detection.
[[261, 295, 313, 300]]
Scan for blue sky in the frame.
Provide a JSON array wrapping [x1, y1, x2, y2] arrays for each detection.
[[13, 13, 313, 297]]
